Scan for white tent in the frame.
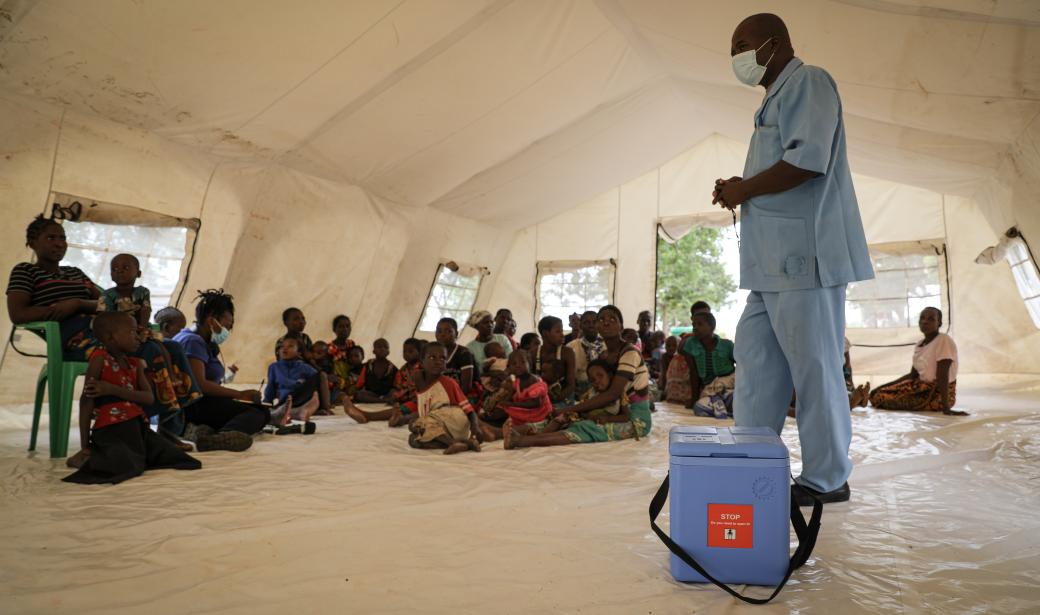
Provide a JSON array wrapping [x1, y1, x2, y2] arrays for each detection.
[[1, 1, 1039, 613]]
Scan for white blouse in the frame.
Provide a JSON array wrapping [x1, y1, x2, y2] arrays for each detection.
[[912, 333, 958, 383]]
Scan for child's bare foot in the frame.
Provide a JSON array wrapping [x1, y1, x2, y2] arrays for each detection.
[[443, 442, 469, 455], [467, 436, 481, 452], [345, 402, 369, 424], [479, 423, 497, 442], [849, 386, 867, 409], [66, 448, 90, 468], [859, 383, 870, 407], [502, 419, 523, 450], [388, 407, 408, 427]]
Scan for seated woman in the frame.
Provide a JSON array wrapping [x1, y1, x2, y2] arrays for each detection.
[[503, 305, 652, 449], [465, 310, 512, 369], [869, 307, 967, 415], [680, 312, 736, 418], [535, 315, 576, 406], [172, 290, 271, 451], [7, 216, 102, 360]]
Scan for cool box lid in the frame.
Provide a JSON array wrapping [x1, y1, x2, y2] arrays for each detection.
[[668, 426, 788, 459]]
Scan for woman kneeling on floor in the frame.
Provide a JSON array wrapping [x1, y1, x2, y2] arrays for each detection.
[[869, 307, 967, 416], [504, 305, 652, 449]]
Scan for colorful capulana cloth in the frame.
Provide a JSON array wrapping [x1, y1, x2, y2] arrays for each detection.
[[869, 379, 957, 411], [692, 372, 735, 419], [664, 352, 693, 405], [560, 398, 652, 443]]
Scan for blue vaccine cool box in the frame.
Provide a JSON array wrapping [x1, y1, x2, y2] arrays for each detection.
[[667, 425, 791, 586]]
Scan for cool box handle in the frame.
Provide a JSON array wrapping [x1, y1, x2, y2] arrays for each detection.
[[648, 473, 823, 605]]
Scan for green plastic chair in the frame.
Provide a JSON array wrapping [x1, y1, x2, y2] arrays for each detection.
[[18, 321, 88, 458]]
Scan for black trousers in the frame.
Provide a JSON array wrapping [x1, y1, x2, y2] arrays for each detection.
[[63, 418, 201, 485], [184, 396, 270, 434]]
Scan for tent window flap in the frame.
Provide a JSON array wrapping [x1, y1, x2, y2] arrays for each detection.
[[536, 259, 616, 322], [846, 241, 946, 329], [416, 263, 486, 333]]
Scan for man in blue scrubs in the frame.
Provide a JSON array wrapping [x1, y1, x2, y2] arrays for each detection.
[[713, 14, 874, 504]]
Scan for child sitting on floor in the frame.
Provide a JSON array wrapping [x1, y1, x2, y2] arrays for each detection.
[[275, 307, 314, 362], [101, 254, 201, 443], [262, 337, 326, 432], [479, 349, 552, 441], [354, 338, 399, 404], [64, 312, 201, 484], [407, 342, 483, 455], [310, 340, 341, 411], [362, 338, 424, 426], [340, 345, 365, 397], [543, 359, 628, 434], [328, 314, 356, 362]]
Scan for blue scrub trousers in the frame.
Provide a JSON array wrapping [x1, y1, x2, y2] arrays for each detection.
[[733, 286, 852, 493]]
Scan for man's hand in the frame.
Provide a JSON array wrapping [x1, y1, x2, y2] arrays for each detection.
[[712, 176, 745, 210]]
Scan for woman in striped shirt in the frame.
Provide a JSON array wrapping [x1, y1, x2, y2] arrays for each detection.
[[6, 216, 103, 359]]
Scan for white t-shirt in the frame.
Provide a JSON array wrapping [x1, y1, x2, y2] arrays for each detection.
[[912, 333, 958, 383]]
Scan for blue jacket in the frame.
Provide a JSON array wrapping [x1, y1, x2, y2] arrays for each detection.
[[264, 359, 318, 403], [740, 58, 873, 292]]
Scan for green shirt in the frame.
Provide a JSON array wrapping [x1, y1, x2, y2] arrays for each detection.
[[681, 335, 735, 382]]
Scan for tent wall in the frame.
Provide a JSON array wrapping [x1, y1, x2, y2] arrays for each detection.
[[485, 135, 1040, 377], [0, 93, 514, 401]]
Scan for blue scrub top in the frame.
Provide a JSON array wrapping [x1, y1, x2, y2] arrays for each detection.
[[739, 58, 874, 292]]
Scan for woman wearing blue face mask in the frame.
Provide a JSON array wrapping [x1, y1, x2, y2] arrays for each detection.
[[172, 289, 269, 452]]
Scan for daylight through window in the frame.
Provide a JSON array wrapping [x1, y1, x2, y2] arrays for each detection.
[[63, 220, 189, 313], [846, 246, 944, 328], [1006, 240, 1040, 328], [418, 265, 483, 332], [536, 261, 615, 322]]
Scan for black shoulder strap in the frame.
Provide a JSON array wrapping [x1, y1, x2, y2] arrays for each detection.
[[649, 473, 823, 605]]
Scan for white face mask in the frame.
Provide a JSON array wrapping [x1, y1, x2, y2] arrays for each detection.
[[731, 37, 775, 86]]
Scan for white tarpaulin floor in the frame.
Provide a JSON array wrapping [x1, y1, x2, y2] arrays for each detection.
[[2, 378, 1039, 614]]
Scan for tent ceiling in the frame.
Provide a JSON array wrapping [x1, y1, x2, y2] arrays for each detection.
[[0, 0, 1036, 226]]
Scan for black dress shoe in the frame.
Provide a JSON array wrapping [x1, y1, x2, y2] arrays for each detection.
[[792, 481, 850, 506]]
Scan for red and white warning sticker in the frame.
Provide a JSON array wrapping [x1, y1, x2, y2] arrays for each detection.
[[707, 504, 754, 549]]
